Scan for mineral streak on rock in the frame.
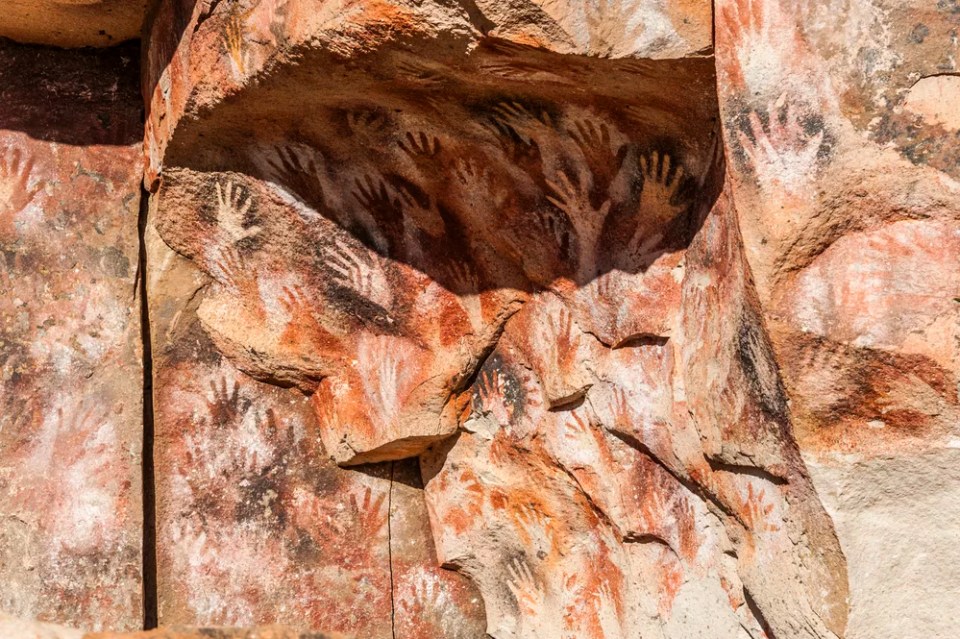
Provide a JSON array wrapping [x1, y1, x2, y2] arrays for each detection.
[[0, 42, 145, 630]]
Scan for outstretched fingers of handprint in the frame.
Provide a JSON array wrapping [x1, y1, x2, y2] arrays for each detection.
[[640, 151, 684, 195], [568, 118, 620, 161], [56, 404, 104, 436], [215, 180, 260, 242], [739, 484, 780, 532], [738, 94, 825, 196], [267, 145, 323, 201], [475, 368, 516, 425], [398, 131, 441, 158], [564, 411, 593, 441], [446, 260, 479, 293], [325, 239, 368, 283], [213, 244, 246, 292], [353, 174, 394, 212], [507, 558, 546, 616], [351, 486, 388, 534], [395, 60, 445, 87], [535, 209, 568, 249], [545, 171, 589, 219], [493, 101, 553, 129], [279, 284, 320, 327], [0, 148, 41, 213], [611, 387, 634, 430], [639, 152, 686, 221], [548, 307, 577, 351], [324, 239, 392, 309], [397, 187, 445, 236], [208, 376, 242, 414], [514, 503, 550, 537]]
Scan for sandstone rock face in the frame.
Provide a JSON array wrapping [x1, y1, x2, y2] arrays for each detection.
[[143, 1, 847, 638], [0, 43, 145, 631], [2, 1, 960, 638], [146, 212, 484, 635], [0, 1, 147, 48], [715, 1, 960, 637]]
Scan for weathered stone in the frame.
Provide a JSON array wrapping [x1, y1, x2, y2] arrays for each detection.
[[141, 0, 850, 634], [146, 205, 486, 634], [715, 1, 960, 637], [0, 612, 347, 639], [0, 42, 144, 631], [0, 1, 147, 48], [147, 217, 394, 633], [3, 1, 960, 638]]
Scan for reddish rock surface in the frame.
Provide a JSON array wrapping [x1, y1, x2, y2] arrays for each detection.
[[2, 1, 960, 638], [0, 42, 145, 631], [715, 1, 960, 636], [147, 219, 485, 636]]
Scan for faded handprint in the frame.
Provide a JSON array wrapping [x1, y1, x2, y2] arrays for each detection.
[[587, 272, 617, 310], [512, 503, 551, 546], [486, 101, 553, 164], [610, 387, 635, 434], [638, 151, 687, 224], [395, 59, 446, 87], [279, 284, 325, 334], [492, 101, 555, 138], [398, 130, 441, 159], [211, 243, 251, 295], [717, 0, 800, 98], [324, 239, 393, 310], [375, 351, 401, 422], [592, 580, 625, 639], [534, 208, 570, 253], [738, 93, 825, 198], [266, 146, 329, 216], [507, 557, 546, 618], [0, 148, 41, 218], [558, 410, 603, 468], [399, 572, 445, 614], [224, 1, 261, 75], [397, 187, 446, 237], [347, 109, 388, 136], [216, 180, 261, 243], [348, 486, 389, 536], [445, 260, 484, 332], [586, 0, 660, 57], [546, 170, 611, 277], [567, 117, 621, 161], [562, 411, 593, 443], [545, 307, 580, 371], [737, 483, 781, 533], [474, 368, 514, 426]]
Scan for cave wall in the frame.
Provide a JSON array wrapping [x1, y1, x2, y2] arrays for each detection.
[[1, 1, 959, 638], [0, 42, 145, 631]]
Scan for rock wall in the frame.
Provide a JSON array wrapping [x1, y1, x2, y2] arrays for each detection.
[[0, 42, 145, 631], [1, 1, 958, 638]]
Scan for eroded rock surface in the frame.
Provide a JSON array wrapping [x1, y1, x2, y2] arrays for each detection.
[[0, 42, 144, 631], [0, 1, 148, 48], [2, 0, 959, 638], [143, 2, 849, 637], [715, 1, 960, 637]]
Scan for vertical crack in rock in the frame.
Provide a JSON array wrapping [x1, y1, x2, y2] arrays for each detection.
[[138, 185, 159, 630], [387, 460, 396, 639]]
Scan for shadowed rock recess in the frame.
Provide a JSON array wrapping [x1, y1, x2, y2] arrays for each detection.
[[2, 0, 959, 638]]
